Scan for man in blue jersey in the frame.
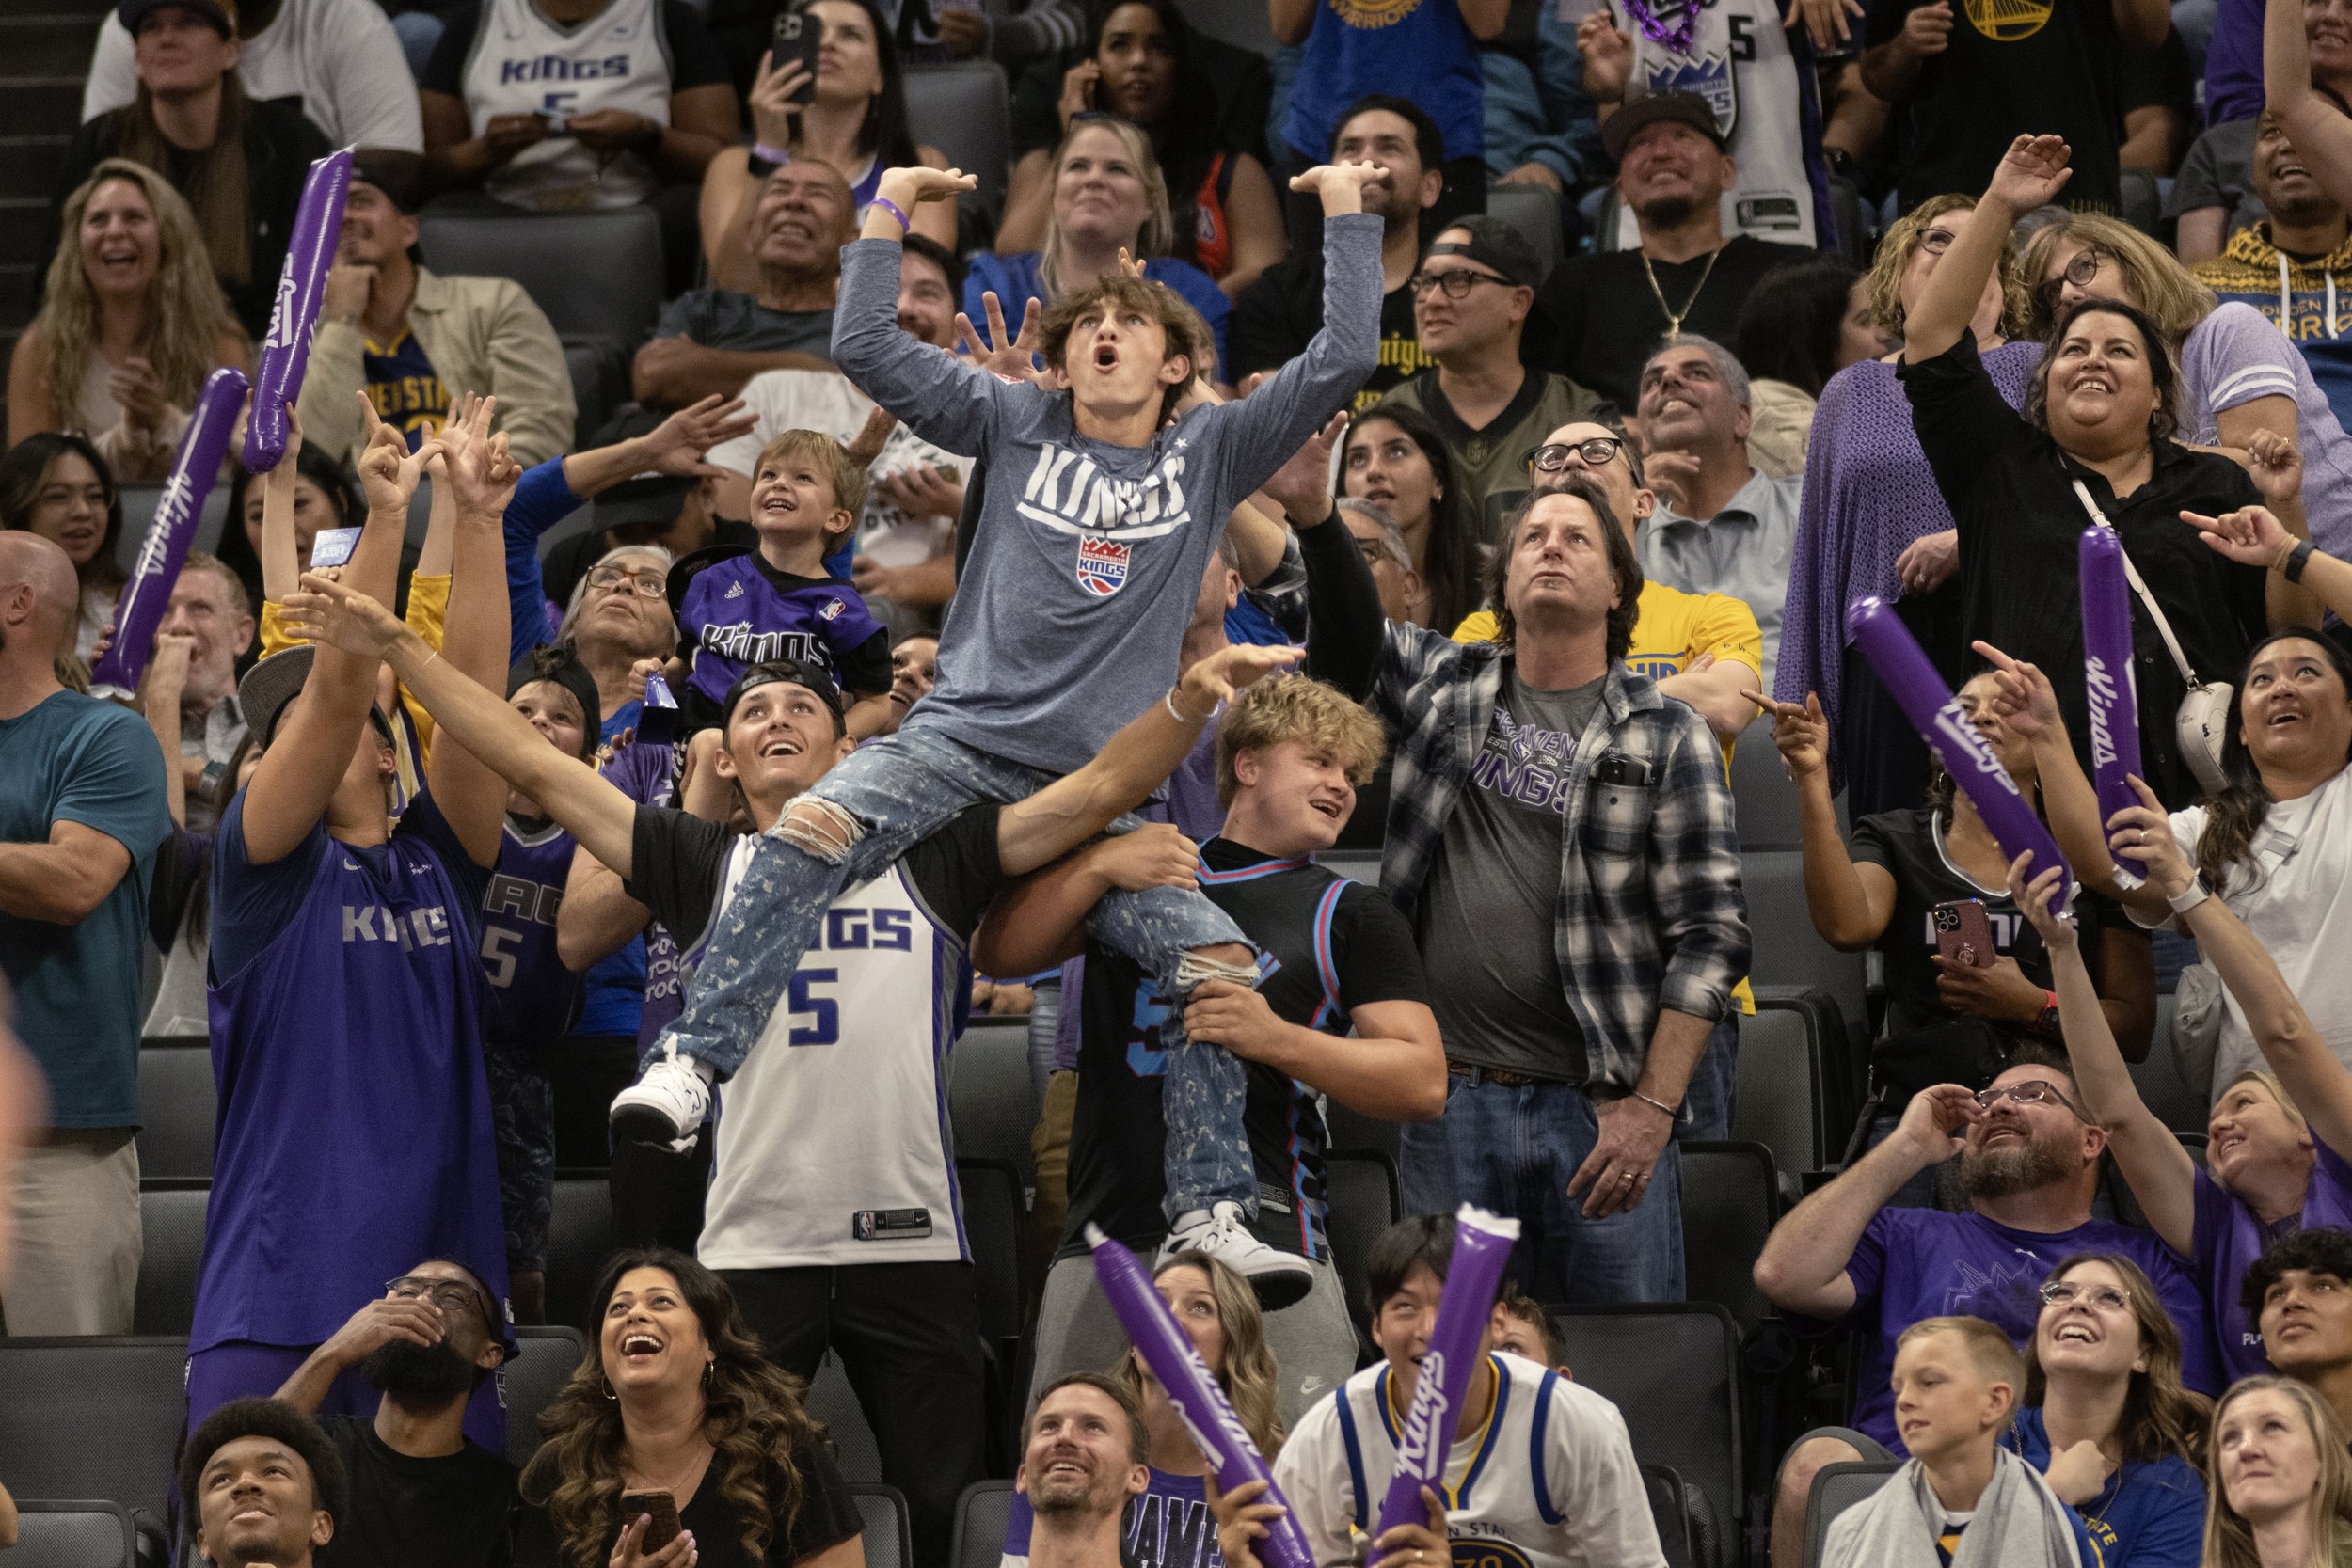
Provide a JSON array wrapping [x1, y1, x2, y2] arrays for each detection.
[[192, 396, 519, 1450], [617, 154, 1384, 1300], [281, 558, 1304, 1566]]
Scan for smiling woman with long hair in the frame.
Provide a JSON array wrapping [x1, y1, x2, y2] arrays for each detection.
[[522, 1249, 864, 1568], [8, 160, 248, 482], [1337, 404, 1486, 633]]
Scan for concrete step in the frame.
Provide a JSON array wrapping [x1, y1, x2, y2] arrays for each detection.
[[0, 201, 53, 268], [0, 79, 87, 130], [0, 136, 71, 206], [2, 15, 105, 78]]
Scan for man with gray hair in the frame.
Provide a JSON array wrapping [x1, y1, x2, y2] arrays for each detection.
[[1632, 336, 1802, 689]]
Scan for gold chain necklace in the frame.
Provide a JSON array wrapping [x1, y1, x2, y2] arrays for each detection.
[[1641, 245, 1724, 338]]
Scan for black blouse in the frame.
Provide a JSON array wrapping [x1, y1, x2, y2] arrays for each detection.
[[521, 1441, 862, 1568], [1900, 331, 2270, 807]]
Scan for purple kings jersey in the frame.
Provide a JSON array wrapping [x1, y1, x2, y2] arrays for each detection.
[[198, 788, 509, 1358], [678, 553, 885, 712], [480, 816, 582, 1047]]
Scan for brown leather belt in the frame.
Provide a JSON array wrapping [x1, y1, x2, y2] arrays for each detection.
[[1446, 1059, 1549, 1087]]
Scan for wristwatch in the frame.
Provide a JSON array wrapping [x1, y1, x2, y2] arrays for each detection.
[[2033, 993, 2061, 1036], [2166, 875, 2212, 915]]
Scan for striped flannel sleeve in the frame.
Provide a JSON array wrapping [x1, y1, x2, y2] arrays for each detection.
[[1645, 704, 1751, 1022]]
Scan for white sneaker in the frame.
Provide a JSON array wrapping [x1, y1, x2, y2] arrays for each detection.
[[1157, 1202, 1314, 1310], [611, 1055, 712, 1150]]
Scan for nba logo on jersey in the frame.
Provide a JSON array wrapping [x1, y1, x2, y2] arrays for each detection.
[[1076, 536, 1131, 596], [820, 598, 846, 622]]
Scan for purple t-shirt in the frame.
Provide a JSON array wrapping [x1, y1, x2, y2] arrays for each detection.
[[676, 553, 889, 715], [1825, 1207, 2221, 1453], [2179, 301, 2352, 562], [2196, 1135, 2352, 1380]]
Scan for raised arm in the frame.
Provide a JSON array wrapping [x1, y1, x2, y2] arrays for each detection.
[[2108, 778, 2352, 1158], [2008, 855, 2196, 1252], [1747, 690, 1898, 948], [238, 400, 432, 866], [1753, 1085, 1983, 1318], [2268, 0, 2352, 212], [995, 642, 1304, 874], [423, 398, 520, 867], [1905, 136, 2074, 365], [258, 402, 311, 607], [278, 574, 638, 877]]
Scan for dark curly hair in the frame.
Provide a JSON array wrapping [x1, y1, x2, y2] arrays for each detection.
[[2023, 296, 2181, 445], [2195, 629, 2352, 892], [2241, 1225, 2352, 1322], [519, 1249, 831, 1568], [179, 1397, 350, 1531], [1481, 474, 1643, 666]]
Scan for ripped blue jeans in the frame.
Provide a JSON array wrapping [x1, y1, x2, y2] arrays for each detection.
[[660, 725, 1262, 1220]]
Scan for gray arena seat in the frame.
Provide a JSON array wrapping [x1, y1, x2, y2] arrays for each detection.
[[951, 1479, 1016, 1568], [10, 1501, 139, 1568], [1741, 848, 1868, 1031], [904, 62, 1012, 218], [1730, 1003, 1833, 1185], [2130, 994, 2210, 1136], [419, 208, 666, 352], [135, 1038, 215, 1180], [0, 1338, 189, 1528], [948, 1017, 1038, 1186], [504, 1324, 587, 1470], [133, 1180, 209, 1336], [1802, 1461, 1903, 1568], [1677, 1141, 1779, 1335], [1176, 0, 1278, 58], [850, 1484, 913, 1568], [1549, 1304, 1744, 1544], [806, 1351, 884, 1482], [544, 1172, 614, 1335]]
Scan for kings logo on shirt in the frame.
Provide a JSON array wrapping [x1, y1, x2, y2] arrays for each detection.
[[1077, 536, 1132, 596]]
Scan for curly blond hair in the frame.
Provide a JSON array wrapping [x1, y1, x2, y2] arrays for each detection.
[[1867, 194, 2033, 340], [1214, 675, 1387, 807], [36, 160, 242, 436]]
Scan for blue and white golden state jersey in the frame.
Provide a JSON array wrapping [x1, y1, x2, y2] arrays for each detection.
[[1271, 1353, 1666, 1568]]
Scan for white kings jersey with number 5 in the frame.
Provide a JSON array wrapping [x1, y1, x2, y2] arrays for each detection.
[[1608, 0, 1823, 248], [1272, 1354, 1667, 1568], [693, 839, 973, 1271], [460, 0, 675, 210]]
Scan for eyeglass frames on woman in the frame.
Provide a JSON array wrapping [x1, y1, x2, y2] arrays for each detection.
[[2038, 1279, 2131, 1312], [2032, 245, 2111, 314], [586, 566, 669, 598], [1522, 436, 1627, 475]]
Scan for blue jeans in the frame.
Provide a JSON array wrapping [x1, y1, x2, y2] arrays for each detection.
[[1676, 1011, 1740, 1145], [1399, 1072, 1686, 1303], [660, 725, 1261, 1218]]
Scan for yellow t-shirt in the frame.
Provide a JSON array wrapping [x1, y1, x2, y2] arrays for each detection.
[[1452, 581, 1760, 1013], [258, 573, 450, 784]]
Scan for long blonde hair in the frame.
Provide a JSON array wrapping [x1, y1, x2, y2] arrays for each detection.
[[1039, 116, 1173, 302], [1117, 1251, 1286, 1458], [37, 159, 241, 433], [2202, 1375, 2352, 1568]]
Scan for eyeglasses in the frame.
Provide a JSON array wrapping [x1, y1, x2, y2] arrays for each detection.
[[2032, 245, 2111, 313], [1524, 436, 1628, 475], [386, 1275, 487, 1321], [2040, 1280, 2131, 1312], [1917, 227, 1959, 257], [1408, 269, 1513, 300], [1975, 1079, 2090, 1121], [586, 565, 669, 598], [1352, 533, 1402, 568]]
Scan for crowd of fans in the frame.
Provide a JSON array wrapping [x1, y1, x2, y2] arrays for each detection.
[[17, 0, 2352, 1562]]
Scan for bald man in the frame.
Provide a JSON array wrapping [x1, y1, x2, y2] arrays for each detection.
[[0, 530, 170, 1333]]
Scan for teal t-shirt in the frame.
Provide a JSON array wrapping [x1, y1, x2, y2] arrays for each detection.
[[0, 689, 170, 1126]]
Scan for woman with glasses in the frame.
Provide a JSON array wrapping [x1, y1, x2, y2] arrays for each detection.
[[997, 0, 1284, 297], [2017, 210, 2352, 572], [1336, 404, 1486, 632], [1895, 134, 2312, 811], [2007, 1254, 2210, 1567], [965, 114, 1232, 374], [1774, 193, 2040, 820], [1749, 666, 2154, 1202], [2009, 793, 2352, 1382]]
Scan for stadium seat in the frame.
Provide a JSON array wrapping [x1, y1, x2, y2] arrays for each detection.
[[904, 63, 1012, 217], [1740, 849, 1867, 1029], [114, 487, 233, 569], [562, 336, 623, 446], [807, 1351, 884, 1481], [1324, 1100, 1399, 1165], [135, 1038, 215, 1180], [504, 1324, 588, 1470], [1730, 1002, 1834, 1186], [1176, 0, 1278, 60], [0, 1338, 189, 1529], [849, 1484, 914, 1568], [2130, 995, 2210, 1136], [545, 1172, 615, 1335], [1549, 1304, 1744, 1544], [1316, 848, 1381, 886], [10, 1501, 138, 1568], [1826, 176, 1871, 266], [948, 1018, 1038, 1188], [1324, 1147, 1401, 1349], [418, 208, 667, 353], [1486, 184, 1564, 285], [1638, 1464, 1697, 1568], [1677, 1141, 1778, 1336], [1801, 1460, 1902, 1568], [133, 1180, 209, 1336], [1727, 732, 1846, 851], [956, 1155, 1029, 1354], [951, 1480, 1017, 1568]]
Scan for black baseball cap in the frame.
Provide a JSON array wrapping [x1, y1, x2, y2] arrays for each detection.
[[119, 0, 235, 34], [721, 659, 845, 732], [1601, 90, 1728, 162], [1424, 214, 1548, 289]]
